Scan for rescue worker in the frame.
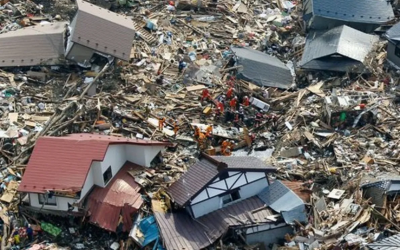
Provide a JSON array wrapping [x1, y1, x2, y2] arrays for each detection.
[[217, 101, 225, 113], [173, 120, 179, 136], [226, 87, 235, 99], [242, 96, 250, 106], [205, 125, 213, 137], [217, 94, 226, 103], [243, 126, 252, 148], [227, 75, 235, 88], [215, 105, 222, 119], [233, 112, 240, 128], [255, 111, 263, 127], [221, 139, 230, 155], [230, 97, 237, 111], [158, 117, 166, 131], [194, 126, 201, 138], [197, 132, 206, 149], [201, 88, 211, 102], [224, 145, 232, 156]]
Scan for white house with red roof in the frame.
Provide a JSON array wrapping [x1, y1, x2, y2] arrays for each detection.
[[18, 133, 169, 223]]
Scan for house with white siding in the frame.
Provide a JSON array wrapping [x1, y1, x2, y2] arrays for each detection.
[[18, 133, 169, 216]]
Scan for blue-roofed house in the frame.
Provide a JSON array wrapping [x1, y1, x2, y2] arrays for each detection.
[[299, 25, 379, 73], [303, 0, 394, 33], [385, 22, 400, 68]]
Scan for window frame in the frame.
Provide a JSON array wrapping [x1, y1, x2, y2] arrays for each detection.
[[38, 193, 57, 206], [103, 166, 113, 185], [221, 190, 241, 205]]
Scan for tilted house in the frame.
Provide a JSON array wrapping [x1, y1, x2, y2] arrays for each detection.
[[154, 153, 307, 249]]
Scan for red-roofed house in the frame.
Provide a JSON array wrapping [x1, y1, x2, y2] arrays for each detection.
[[18, 133, 169, 217]]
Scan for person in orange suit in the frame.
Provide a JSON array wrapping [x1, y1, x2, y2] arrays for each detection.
[[221, 140, 229, 155], [173, 120, 179, 136], [242, 96, 250, 106], [230, 97, 237, 111], [205, 125, 213, 137], [158, 117, 166, 131], [201, 88, 211, 102], [226, 87, 235, 99]]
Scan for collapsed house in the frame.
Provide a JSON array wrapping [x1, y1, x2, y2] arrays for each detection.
[[65, 0, 136, 65], [231, 47, 294, 89], [385, 22, 400, 69], [302, 0, 394, 33], [0, 22, 67, 67], [18, 133, 169, 232], [154, 153, 307, 249], [299, 25, 378, 73]]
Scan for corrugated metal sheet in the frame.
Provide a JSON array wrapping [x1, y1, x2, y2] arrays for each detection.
[[300, 25, 378, 72], [71, 0, 135, 61], [18, 133, 169, 193], [167, 154, 276, 206], [312, 0, 394, 24], [155, 196, 275, 250], [368, 234, 400, 250], [87, 162, 143, 232], [231, 47, 293, 89], [0, 22, 66, 67], [258, 181, 307, 224]]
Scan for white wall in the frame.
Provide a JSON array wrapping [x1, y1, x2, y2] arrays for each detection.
[[125, 145, 164, 167], [239, 178, 268, 199], [80, 166, 94, 200], [91, 161, 103, 186], [191, 196, 220, 218], [100, 145, 126, 187], [29, 193, 78, 212]]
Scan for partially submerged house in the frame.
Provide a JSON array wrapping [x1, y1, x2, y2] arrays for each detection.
[[303, 0, 394, 33], [231, 47, 294, 89], [299, 25, 378, 73], [0, 22, 67, 67], [66, 0, 136, 65], [154, 154, 307, 249], [18, 133, 169, 231], [385, 22, 400, 68]]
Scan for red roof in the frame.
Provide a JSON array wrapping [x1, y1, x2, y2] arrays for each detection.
[[86, 162, 143, 232], [18, 133, 169, 193]]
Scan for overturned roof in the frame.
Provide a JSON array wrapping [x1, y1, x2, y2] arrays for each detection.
[[300, 25, 378, 72], [258, 181, 307, 224], [0, 22, 66, 67], [18, 133, 169, 193], [155, 196, 275, 250], [231, 47, 293, 89], [71, 0, 135, 61], [311, 0, 394, 24], [167, 153, 276, 206], [87, 162, 143, 232], [367, 234, 400, 250], [386, 22, 400, 42]]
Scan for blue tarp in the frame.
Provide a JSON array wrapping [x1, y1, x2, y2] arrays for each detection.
[[139, 216, 165, 250]]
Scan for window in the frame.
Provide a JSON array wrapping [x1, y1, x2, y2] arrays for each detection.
[[103, 166, 112, 185], [395, 45, 400, 58], [222, 190, 241, 205], [38, 193, 57, 206]]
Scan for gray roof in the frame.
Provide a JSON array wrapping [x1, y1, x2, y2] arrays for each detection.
[[71, 0, 135, 61], [155, 196, 275, 250], [0, 22, 66, 67], [312, 0, 394, 24], [300, 25, 378, 72], [231, 47, 293, 89], [258, 181, 307, 224], [386, 22, 400, 42], [167, 154, 276, 206], [368, 234, 400, 250]]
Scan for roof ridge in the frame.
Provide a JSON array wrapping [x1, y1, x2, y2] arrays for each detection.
[[200, 153, 228, 171]]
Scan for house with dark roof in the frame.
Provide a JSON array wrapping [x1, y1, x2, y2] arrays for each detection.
[[18, 133, 169, 232], [230, 47, 294, 89], [65, 0, 135, 65], [154, 153, 307, 249], [0, 22, 67, 67], [385, 22, 400, 68], [303, 0, 394, 33], [299, 25, 378, 73]]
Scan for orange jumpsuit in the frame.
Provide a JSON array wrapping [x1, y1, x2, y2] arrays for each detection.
[[230, 98, 237, 110], [173, 122, 179, 136], [205, 126, 213, 137], [158, 118, 166, 130], [226, 88, 234, 99]]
